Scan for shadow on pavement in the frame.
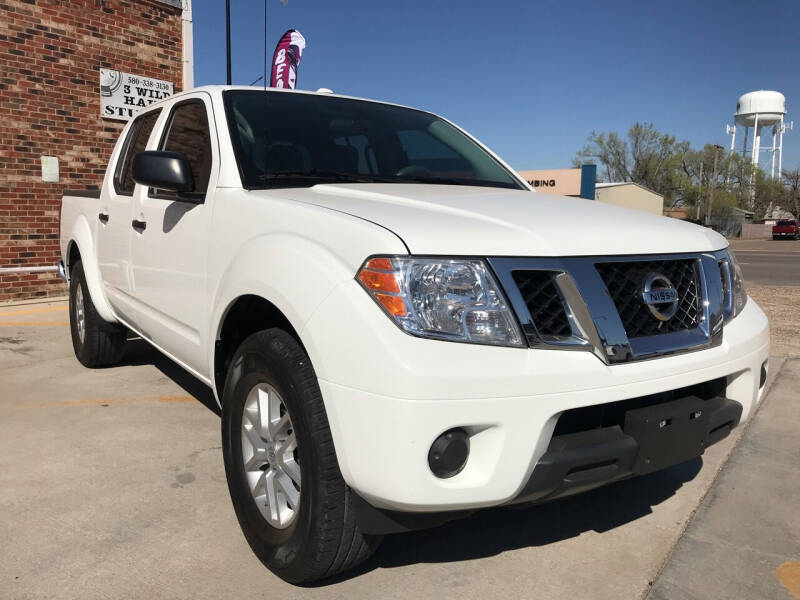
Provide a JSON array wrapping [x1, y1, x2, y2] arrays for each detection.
[[323, 458, 702, 583], [121, 337, 220, 416]]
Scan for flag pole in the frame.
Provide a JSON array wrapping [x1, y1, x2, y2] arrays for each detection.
[[263, 0, 267, 89], [225, 0, 232, 85]]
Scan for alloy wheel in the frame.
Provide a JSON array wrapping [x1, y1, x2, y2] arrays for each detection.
[[241, 382, 301, 529]]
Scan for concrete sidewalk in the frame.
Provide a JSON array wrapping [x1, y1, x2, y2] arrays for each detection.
[[648, 357, 800, 600]]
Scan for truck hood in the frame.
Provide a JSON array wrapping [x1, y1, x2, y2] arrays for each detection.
[[277, 183, 727, 257]]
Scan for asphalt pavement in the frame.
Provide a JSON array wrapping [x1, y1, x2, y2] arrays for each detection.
[[1, 300, 798, 599], [729, 239, 800, 286]]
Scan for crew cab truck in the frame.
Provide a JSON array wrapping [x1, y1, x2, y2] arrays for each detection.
[[773, 219, 799, 240], [60, 86, 770, 584]]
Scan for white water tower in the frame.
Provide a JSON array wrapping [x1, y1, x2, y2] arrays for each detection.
[[726, 90, 792, 178]]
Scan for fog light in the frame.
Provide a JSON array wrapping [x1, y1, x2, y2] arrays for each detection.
[[428, 428, 469, 479]]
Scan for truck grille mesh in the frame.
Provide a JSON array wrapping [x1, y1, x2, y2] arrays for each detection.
[[594, 259, 700, 338], [511, 270, 572, 338]]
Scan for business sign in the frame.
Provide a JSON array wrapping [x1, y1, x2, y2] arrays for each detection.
[[517, 168, 582, 195], [99, 68, 173, 121], [517, 166, 596, 199]]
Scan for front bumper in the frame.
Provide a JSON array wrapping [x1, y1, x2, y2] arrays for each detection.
[[514, 393, 742, 505], [301, 282, 770, 513]]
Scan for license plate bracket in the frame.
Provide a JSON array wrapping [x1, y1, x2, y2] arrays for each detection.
[[624, 395, 710, 475]]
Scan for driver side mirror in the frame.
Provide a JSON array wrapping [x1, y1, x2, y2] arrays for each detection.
[[132, 151, 194, 193]]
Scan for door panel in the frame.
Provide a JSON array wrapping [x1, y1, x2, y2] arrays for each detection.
[[96, 110, 160, 321], [129, 95, 217, 376]]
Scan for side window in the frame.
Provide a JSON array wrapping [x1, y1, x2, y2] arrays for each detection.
[[155, 100, 212, 199], [114, 111, 160, 195]]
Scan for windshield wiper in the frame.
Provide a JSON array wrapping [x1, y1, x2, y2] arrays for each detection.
[[257, 170, 388, 186]]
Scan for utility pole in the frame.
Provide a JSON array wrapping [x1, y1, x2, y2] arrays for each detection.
[[696, 161, 704, 221], [705, 145, 724, 227], [225, 0, 232, 85]]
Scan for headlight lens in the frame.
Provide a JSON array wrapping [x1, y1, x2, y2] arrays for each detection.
[[357, 256, 524, 347], [722, 249, 747, 319]]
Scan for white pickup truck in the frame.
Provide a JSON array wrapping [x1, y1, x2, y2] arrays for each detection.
[[60, 86, 770, 583]]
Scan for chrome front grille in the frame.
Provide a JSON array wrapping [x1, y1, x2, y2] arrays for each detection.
[[595, 259, 701, 338], [489, 251, 728, 364], [511, 270, 572, 339]]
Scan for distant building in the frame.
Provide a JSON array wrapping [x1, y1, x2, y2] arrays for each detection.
[[516, 167, 665, 215], [664, 208, 692, 220], [517, 165, 597, 199], [594, 182, 663, 216], [517, 168, 583, 196]]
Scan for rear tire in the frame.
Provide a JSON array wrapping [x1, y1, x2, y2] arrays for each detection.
[[221, 328, 381, 584], [69, 261, 126, 367]]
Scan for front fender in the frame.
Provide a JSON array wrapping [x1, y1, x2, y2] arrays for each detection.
[[208, 230, 405, 386], [67, 215, 117, 323]]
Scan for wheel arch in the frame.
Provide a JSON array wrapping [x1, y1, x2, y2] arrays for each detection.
[[213, 294, 307, 401], [65, 216, 117, 323], [66, 239, 82, 275]]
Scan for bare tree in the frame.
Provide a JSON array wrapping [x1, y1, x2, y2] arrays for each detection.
[[574, 122, 689, 205], [782, 168, 800, 217]]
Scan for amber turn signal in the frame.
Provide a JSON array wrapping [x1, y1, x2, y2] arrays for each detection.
[[356, 257, 407, 317], [357, 269, 400, 294]]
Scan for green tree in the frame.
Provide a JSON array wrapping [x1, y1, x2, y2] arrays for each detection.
[[573, 122, 690, 205], [752, 171, 790, 218], [574, 123, 798, 221]]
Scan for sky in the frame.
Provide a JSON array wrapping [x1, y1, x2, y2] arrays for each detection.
[[191, 0, 800, 172]]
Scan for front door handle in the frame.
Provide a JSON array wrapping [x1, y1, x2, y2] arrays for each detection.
[[132, 219, 147, 232], [98, 212, 109, 224]]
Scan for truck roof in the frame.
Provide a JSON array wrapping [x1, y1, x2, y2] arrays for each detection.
[[154, 84, 417, 114]]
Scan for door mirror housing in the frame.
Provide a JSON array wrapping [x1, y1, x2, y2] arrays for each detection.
[[132, 151, 194, 193]]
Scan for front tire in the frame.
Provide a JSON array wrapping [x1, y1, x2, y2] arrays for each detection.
[[221, 329, 381, 584], [69, 261, 126, 367]]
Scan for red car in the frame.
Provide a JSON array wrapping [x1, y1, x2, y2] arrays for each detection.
[[773, 219, 799, 240]]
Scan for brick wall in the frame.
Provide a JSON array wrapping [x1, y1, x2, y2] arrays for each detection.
[[0, 0, 183, 302]]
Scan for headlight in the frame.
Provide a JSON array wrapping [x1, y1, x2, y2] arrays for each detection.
[[722, 249, 747, 319], [356, 256, 524, 347]]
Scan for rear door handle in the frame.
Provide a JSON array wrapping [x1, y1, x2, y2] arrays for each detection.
[[131, 219, 147, 232], [98, 212, 109, 224]]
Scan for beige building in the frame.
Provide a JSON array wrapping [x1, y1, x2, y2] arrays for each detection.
[[594, 182, 664, 215], [517, 168, 583, 196], [516, 167, 665, 215]]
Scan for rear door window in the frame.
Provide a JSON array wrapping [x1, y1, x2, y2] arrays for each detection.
[[114, 110, 160, 195]]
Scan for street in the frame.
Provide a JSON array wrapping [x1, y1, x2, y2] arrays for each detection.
[[729, 239, 800, 286]]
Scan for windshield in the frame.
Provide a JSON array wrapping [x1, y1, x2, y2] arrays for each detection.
[[223, 90, 524, 190], [777, 220, 796, 226]]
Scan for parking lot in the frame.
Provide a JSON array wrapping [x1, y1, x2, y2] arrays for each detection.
[[1, 276, 798, 599]]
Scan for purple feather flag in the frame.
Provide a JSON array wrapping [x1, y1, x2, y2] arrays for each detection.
[[270, 29, 306, 89]]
